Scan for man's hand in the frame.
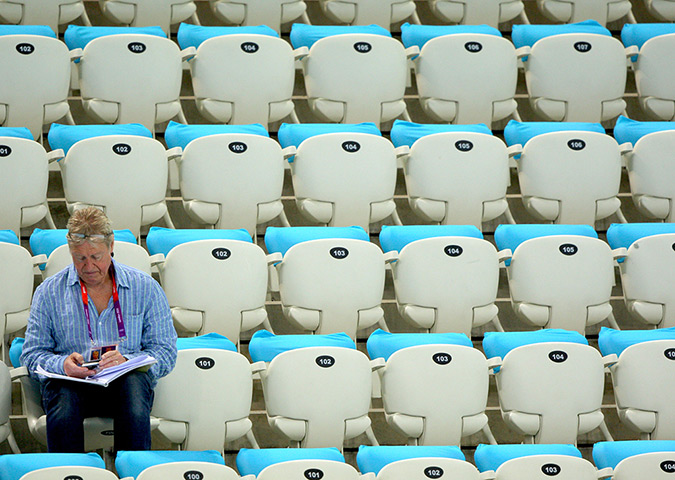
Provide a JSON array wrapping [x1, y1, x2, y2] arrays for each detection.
[[98, 350, 127, 371], [64, 352, 96, 378]]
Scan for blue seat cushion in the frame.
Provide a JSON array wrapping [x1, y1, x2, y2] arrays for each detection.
[[366, 329, 472, 361], [400, 23, 501, 49], [593, 440, 675, 470], [0, 453, 105, 480], [290, 23, 391, 49], [64, 25, 167, 50], [613, 116, 675, 146], [606, 223, 675, 250], [0, 25, 56, 38], [164, 121, 269, 150], [176, 332, 237, 352], [598, 327, 675, 357], [264, 226, 369, 256], [0, 127, 35, 140], [237, 448, 345, 477], [511, 20, 610, 49], [145, 227, 252, 257], [0, 230, 20, 245], [277, 122, 381, 149], [357, 445, 465, 475], [482, 329, 588, 361], [474, 444, 582, 473], [248, 330, 356, 363], [389, 120, 492, 148], [30, 228, 137, 258], [176, 22, 278, 49], [379, 225, 483, 253], [115, 450, 224, 480], [9, 337, 24, 368], [48, 123, 152, 155], [494, 224, 598, 253], [621, 23, 675, 50], [503, 120, 605, 147]]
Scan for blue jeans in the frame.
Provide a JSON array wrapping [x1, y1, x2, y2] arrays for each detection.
[[41, 371, 154, 453]]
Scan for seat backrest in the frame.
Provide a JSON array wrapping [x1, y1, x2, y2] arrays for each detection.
[[0, 34, 70, 138], [100, 0, 197, 32], [517, 130, 622, 225], [0, 452, 108, 480], [209, 0, 307, 33], [190, 34, 295, 126], [0, 242, 33, 338], [593, 440, 675, 480], [0, 0, 85, 31], [404, 132, 509, 228], [43, 242, 152, 278], [525, 33, 627, 121], [0, 137, 49, 236], [320, 0, 416, 28], [278, 238, 385, 338], [634, 33, 675, 104], [160, 239, 268, 343], [59, 135, 168, 237], [614, 451, 675, 480], [292, 133, 397, 230], [303, 34, 408, 124], [496, 454, 601, 480], [179, 134, 285, 235], [415, 33, 517, 124], [536, 0, 632, 24], [19, 466, 118, 480], [257, 459, 362, 480], [263, 346, 372, 448], [428, 0, 524, 26]]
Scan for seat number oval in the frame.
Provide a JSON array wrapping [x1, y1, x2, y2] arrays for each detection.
[[425, 466, 444, 478], [574, 42, 592, 53], [64, 476, 84, 480], [464, 41, 482, 53], [212, 247, 231, 260], [330, 247, 349, 259], [567, 139, 586, 151], [241, 42, 259, 53], [444, 245, 463, 257], [0, 145, 11, 157], [304, 469, 324, 480], [16, 43, 34, 55], [342, 141, 360, 153], [672, 242, 675, 252], [128, 42, 146, 54], [316, 355, 335, 368], [433, 353, 452, 365], [559, 244, 578, 256], [660, 460, 675, 473], [184, 471, 204, 480], [542, 463, 561, 476], [195, 357, 215, 370], [229, 142, 247, 154], [112, 143, 132, 155], [102, 430, 115, 436], [549, 351, 568, 363], [354, 42, 372, 53], [664, 348, 675, 361], [455, 140, 473, 152]]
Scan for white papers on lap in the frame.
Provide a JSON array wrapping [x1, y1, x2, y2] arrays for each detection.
[[35, 355, 156, 387]]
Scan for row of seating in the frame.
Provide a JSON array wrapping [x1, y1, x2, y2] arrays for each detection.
[[6, 327, 675, 452], [1, 21, 674, 140], [2, 441, 675, 480]]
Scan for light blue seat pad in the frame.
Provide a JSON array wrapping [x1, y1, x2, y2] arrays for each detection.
[[277, 122, 381, 149], [511, 20, 610, 49], [164, 121, 269, 150], [0, 127, 35, 140], [64, 25, 166, 50], [593, 440, 675, 470], [613, 116, 675, 146], [379, 225, 483, 253], [264, 226, 369, 256], [176, 22, 278, 50], [290, 23, 391, 49], [598, 327, 675, 357], [30, 228, 137, 258], [248, 330, 356, 363], [483, 329, 588, 361], [400, 23, 501, 49], [474, 444, 582, 473], [48, 123, 152, 155], [115, 450, 224, 480], [621, 23, 675, 50], [494, 224, 598, 253], [0, 25, 56, 38], [357, 445, 465, 475], [9, 337, 24, 368], [389, 120, 492, 148], [237, 448, 345, 476], [176, 332, 237, 352], [503, 120, 605, 147], [0, 453, 105, 480], [606, 223, 675, 250], [367, 329, 472, 361], [0, 230, 20, 245], [145, 227, 252, 257]]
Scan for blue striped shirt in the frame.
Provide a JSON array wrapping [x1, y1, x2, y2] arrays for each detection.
[[21, 260, 177, 384]]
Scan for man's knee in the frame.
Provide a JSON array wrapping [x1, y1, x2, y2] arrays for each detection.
[[115, 371, 154, 416]]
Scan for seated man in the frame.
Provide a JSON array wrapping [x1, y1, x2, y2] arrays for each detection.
[[21, 207, 177, 453]]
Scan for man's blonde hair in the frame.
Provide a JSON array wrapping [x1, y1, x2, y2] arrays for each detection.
[[66, 207, 114, 247]]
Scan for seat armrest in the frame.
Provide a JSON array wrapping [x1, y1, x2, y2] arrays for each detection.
[[10, 366, 28, 380], [32, 254, 48, 268], [267, 252, 283, 266], [603, 354, 618, 368], [70, 48, 83, 62], [383, 251, 399, 265], [166, 146, 182, 161], [47, 149, 64, 163], [516, 46, 531, 59], [625, 45, 639, 58], [597, 467, 613, 479], [507, 144, 522, 159], [487, 357, 502, 372], [497, 249, 512, 265], [181, 46, 197, 61], [282, 146, 297, 160], [370, 357, 386, 372], [150, 253, 165, 268], [405, 45, 420, 59]]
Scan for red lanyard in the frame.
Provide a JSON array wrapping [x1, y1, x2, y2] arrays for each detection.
[[80, 265, 126, 345]]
